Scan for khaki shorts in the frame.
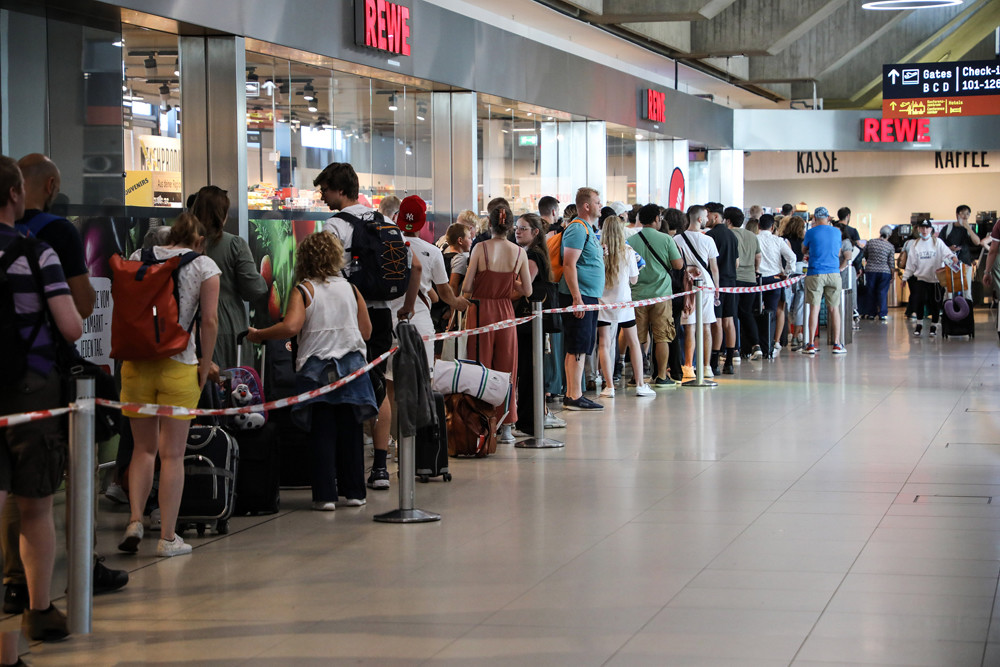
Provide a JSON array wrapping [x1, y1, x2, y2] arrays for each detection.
[[0, 369, 68, 497], [635, 302, 675, 344], [805, 273, 842, 309], [121, 358, 200, 420]]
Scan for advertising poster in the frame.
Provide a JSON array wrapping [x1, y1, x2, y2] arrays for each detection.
[[152, 171, 183, 207], [124, 170, 153, 206], [247, 219, 322, 324], [76, 277, 114, 374], [139, 135, 182, 172]]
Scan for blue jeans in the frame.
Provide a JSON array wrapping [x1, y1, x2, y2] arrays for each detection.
[[863, 272, 892, 317]]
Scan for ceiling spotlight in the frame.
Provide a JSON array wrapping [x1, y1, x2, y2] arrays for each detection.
[[303, 82, 316, 102], [405, 144, 413, 156], [635, 134, 645, 140], [388, 93, 398, 112], [862, 0, 962, 8], [112, 39, 123, 47], [416, 102, 428, 121], [307, 105, 318, 113], [159, 83, 170, 106], [144, 55, 157, 75], [173, 69, 180, 76], [246, 67, 259, 82]]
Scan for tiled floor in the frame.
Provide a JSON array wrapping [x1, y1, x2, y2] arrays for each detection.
[[24, 311, 1000, 665]]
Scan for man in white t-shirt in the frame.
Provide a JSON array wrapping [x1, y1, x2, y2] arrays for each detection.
[[392, 195, 469, 367], [316, 162, 422, 491], [676, 205, 719, 376]]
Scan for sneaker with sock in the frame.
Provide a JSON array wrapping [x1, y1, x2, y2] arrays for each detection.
[[803, 344, 818, 355], [913, 323, 923, 337], [635, 384, 656, 397], [750, 345, 763, 360], [832, 343, 847, 355], [599, 386, 615, 398], [682, 365, 695, 379], [704, 366, 714, 378], [498, 425, 515, 444], [22, 604, 68, 641], [930, 325, 937, 337], [722, 362, 734, 375], [543, 412, 567, 428], [772, 341, 782, 356], [118, 520, 143, 554], [312, 501, 336, 511], [156, 535, 192, 558], [367, 467, 391, 490]]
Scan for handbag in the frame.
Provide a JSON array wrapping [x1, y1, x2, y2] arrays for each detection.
[[440, 310, 468, 362], [432, 359, 511, 407]]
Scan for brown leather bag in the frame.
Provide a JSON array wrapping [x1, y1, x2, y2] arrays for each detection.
[[444, 393, 498, 458]]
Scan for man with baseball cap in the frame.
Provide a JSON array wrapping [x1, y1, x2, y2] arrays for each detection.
[[801, 206, 851, 355], [395, 195, 469, 367]]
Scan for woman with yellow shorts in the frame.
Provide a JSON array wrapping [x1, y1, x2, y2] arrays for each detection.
[[118, 213, 220, 557]]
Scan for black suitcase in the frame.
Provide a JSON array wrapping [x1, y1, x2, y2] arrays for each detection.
[[177, 424, 238, 536], [416, 391, 451, 483], [941, 296, 975, 339], [262, 339, 313, 488], [755, 310, 776, 359]]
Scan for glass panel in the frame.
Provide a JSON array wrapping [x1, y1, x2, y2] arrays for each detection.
[[606, 124, 636, 206], [121, 24, 182, 208]]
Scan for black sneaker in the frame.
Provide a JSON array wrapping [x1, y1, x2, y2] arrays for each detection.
[[653, 376, 679, 388], [929, 325, 937, 337], [562, 395, 604, 411], [3, 582, 28, 614], [93, 557, 129, 595], [367, 467, 391, 490], [22, 604, 69, 642], [722, 363, 734, 375]]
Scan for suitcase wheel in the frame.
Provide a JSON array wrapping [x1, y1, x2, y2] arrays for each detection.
[[217, 519, 229, 535], [443, 473, 452, 482], [418, 474, 430, 484]]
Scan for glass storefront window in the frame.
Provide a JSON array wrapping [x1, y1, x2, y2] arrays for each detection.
[[606, 124, 637, 205], [121, 25, 183, 208]]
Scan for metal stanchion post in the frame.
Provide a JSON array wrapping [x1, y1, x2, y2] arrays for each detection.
[[518, 301, 564, 449], [683, 280, 718, 388], [803, 302, 812, 351], [68, 377, 94, 635], [375, 323, 441, 524]]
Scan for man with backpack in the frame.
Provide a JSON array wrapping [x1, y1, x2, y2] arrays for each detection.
[[317, 162, 422, 490], [2, 154, 129, 618], [0, 155, 84, 644]]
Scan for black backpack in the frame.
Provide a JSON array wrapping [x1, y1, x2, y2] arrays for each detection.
[[334, 209, 411, 301], [0, 236, 46, 383]]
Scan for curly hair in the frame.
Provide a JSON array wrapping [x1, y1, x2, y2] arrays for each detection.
[[295, 231, 344, 283]]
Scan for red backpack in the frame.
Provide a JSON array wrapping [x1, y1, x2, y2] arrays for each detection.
[[110, 249, 200, 361]]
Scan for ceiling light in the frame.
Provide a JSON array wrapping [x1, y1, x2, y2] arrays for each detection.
[[862, 0, 962, 8], [302, 82, 316, 102], [144, 55, 157, 75], [416, 102, 427, 121], [505, 108, 512, 112], [511, 128, 536, 132], [173, 69, 180, 76], [635, 134, 645, 140], [246, 67, 258, 82], [159, 83, 170, 107], [307, 105, 318, 113], [112, 39, 123, 47], [546, 116, 553, 121], [405, 144, 413, 156], [388, 93, 398, 111]]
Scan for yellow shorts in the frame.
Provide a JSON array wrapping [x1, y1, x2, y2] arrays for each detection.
[[120, 358, 200, 420]]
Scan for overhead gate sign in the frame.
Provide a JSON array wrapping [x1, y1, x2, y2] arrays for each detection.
[[882, 59, 1000, 119]]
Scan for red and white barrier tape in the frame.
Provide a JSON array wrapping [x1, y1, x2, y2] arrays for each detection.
[[0, 406, 73, 428], [95, 348, 398, 418], [698, 274, 805, 294], [542, 289, 698, 315], [429, 315, 537, 341]]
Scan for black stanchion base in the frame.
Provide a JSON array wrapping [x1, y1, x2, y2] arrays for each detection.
[[682, 379, 718, 388], [373, 508, 441, 523], [515, 437, 565, 449]]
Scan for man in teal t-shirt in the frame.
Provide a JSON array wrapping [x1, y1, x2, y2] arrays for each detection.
[[559, 187, 606, 411], [626, 204, 683, 384]]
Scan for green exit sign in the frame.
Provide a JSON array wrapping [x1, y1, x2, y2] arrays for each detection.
[[518, 134, 538, 147]]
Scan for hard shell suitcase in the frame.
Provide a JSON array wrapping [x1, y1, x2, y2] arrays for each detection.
[[177, 424, 239, 536], [262, 338, 312, 488], [416, 391, 451, 482], [941, 296, 975, 339], [755, 310, 776, 359]]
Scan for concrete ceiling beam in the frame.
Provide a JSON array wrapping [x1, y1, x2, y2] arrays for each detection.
[[588, 0, 738, 23]]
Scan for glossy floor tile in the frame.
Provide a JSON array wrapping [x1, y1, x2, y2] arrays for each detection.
[[20, 311, 1000, 665]]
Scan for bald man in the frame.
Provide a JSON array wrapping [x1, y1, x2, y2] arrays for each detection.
[[15, 154, 95, 317]]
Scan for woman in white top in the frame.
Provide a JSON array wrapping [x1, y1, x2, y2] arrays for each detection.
[[596, 214, 651, 398], [901, 219, 959, 337], [119, 212, 221, 558], [675, 207, 720, 375], [248, 232, 375, 510]]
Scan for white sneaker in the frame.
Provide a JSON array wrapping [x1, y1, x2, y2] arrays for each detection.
[[732, 355, 741, 365], [772, 342, 781, 357], [682, 365, 695, 379], [704, 366, 714, 378], [156, 535, 192, 557], [543, 413, 567, 429], [498, 425, 515, 444], [118, 520, 143, 553], [337, 498, 366, 507], [634, 384, 656, 397], [599, 387, 615, 398], [104, 482, 128, 504], [148, 507, 161, 530], [311, 501, 336, 511]]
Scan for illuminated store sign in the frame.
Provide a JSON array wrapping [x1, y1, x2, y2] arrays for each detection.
[[861, 118, 931, 143], [356, 0, 412, 56], [642, 89, 665, 123]]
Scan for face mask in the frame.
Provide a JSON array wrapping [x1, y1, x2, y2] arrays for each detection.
[[920, 231, 931, 240]]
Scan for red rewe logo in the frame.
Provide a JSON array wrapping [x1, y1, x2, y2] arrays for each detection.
[[357, 0, 412, 56], [644, 89, 665, 123], [862, 118, 930, 143]]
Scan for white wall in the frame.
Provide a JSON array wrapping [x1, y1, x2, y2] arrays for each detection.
[[745, 151, 999, 240]]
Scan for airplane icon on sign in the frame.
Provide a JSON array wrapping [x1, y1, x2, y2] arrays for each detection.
[[902, 69, 919, 85]]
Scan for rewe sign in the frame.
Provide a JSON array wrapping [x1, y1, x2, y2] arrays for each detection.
[[862, 118, 930, 143], [356, 0, 412, 56]]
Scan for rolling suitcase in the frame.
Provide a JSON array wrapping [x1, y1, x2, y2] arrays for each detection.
[[263, 339, 312, 488], [416, 391, 451, 483], [225, 336, 280, 515], [177, 424, 239, 536], [755, 310, 776, 359], [941, 296, 975, 339]]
